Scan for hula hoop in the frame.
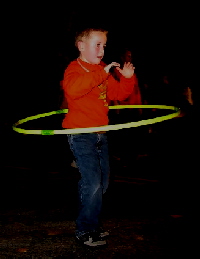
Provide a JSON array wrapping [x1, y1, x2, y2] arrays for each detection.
[[12, 105, 181, 135]]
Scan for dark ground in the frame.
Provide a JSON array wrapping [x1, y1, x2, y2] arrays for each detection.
[[0, 109, 198, 258]]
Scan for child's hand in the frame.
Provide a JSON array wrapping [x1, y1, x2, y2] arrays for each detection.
[[116, 62, 135, 78], [104, 62, 120, 73]]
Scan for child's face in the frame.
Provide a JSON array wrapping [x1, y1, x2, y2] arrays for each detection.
[[78, 31, 107, 64]]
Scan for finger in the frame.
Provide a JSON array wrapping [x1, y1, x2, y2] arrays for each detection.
[[123, 62, 132, 68], [127, 63, 135, 70], [127, 63, 134, 68], [124, 62, 132, 65], [111, 62, 120, 67]]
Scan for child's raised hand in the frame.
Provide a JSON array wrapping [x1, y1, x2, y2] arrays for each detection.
[[116, 62, 135, 78], [104, 62, 120, 73]]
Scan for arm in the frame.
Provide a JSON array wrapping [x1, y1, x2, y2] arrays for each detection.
[[63, 62, 109, 99]]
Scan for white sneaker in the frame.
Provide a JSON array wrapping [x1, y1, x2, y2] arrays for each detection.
[[76, 233, 107, 247]]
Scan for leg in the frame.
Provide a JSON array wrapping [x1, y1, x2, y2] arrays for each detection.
[[67, 133, 106, 237], [97, 133, 110, 194]]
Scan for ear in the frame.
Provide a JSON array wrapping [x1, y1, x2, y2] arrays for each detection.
[[77, 41, 85, 52]]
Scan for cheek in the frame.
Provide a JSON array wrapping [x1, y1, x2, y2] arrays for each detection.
[[94, 47, 99, 54], [90, 48, 99, 57]]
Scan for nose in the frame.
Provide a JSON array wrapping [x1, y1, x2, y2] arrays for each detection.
[[99, 46, 105, 55]]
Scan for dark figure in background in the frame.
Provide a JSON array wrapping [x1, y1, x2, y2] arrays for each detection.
[[108, 48, 142, 121], [158, 75, 177, 106], [107, 48, 143, 168], [150, 74, 178, 133]]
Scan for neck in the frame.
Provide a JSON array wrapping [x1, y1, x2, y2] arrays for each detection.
[[78, 56, 89, 64]]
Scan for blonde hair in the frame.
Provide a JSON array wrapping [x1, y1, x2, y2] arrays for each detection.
[[75, 28, 108, 48]]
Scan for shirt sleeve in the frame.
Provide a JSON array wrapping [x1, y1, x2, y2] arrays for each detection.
[[63, 62, 109, 99], [107, 73, 135, 101]]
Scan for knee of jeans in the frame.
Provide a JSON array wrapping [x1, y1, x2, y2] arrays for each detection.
[[102, 185, 108, 194], [95, 183, 102, 192], [81, 181, 101, 194], [102, 176, 109, 194], [91, 183, 102, 196]]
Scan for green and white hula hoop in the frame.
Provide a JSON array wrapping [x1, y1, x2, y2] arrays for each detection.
[[12, 105, 181, 135]]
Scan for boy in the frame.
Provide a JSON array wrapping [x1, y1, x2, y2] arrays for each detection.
[[62, 28, 135, 247]]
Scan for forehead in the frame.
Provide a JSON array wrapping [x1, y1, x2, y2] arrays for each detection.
[[86, 31, 107, 43]]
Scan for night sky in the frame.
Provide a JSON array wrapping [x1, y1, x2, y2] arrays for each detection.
[[4, 3, 197, 121]]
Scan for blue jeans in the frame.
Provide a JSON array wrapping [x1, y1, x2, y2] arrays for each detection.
[[67, 133, 110, 237]]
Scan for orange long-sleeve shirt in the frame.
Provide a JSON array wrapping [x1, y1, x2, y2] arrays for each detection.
[[62, 58, 135, 129]]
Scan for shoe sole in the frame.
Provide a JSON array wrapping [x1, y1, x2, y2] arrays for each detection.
[[76, 236, 107, 247]]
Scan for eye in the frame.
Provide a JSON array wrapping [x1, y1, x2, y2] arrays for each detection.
[[103, 45, 106, 48]]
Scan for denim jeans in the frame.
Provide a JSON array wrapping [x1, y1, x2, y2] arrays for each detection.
[[67, 133, 110, 237]]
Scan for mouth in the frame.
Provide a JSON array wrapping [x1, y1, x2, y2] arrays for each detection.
[[97, 56, 102, 59]]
